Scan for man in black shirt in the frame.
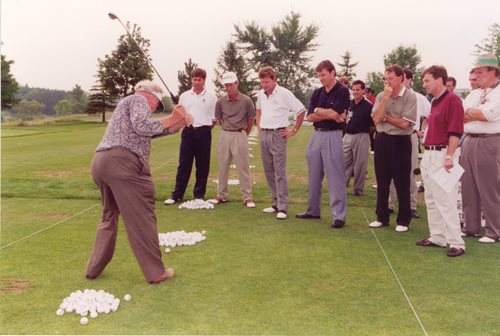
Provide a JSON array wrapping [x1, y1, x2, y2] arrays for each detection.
[[343, 80, 374, 196], [295, 60, 350, 228]]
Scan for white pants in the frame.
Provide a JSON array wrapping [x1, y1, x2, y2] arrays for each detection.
[[421, 150, 465, 249]]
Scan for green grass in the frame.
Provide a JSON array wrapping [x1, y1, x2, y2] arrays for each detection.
[[1, 121, 499, 335]]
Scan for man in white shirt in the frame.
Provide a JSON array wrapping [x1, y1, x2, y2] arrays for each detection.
[[164, 68, 217, 204], [256, 66, 306, 219], [461, 54, 500, 243]]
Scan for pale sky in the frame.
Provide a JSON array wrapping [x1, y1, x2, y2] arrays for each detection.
[[1, 0, 499, 94]]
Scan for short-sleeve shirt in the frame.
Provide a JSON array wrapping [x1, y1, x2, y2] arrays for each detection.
[[414, 91, 431, 131], [345, 98, 374, 134], [373, 86, 417, 135], [179, 88, 217, 127], [215, 93, 255, 130], [463, 82, 500, 134], [256, 84, 305, 129], [307, 82, 350, 130], [423, 91, 464, 146]]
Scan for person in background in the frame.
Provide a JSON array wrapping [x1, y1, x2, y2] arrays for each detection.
[[86, 80, 192, 283], [468, 70, 480, 90], [446, 76, 457, 93]]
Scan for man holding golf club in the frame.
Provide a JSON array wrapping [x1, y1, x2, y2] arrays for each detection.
[[86, 80, 192, 284]]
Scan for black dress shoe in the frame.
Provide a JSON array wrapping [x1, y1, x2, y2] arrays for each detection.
[[353, 190, 362, 196], [295, 213, 320, 219], [388, 208, 394, 214], [447, 247, 465, 257], [331, 219, 345, 229], [410, 209, 420, 219], [416, 239, 444, 248]]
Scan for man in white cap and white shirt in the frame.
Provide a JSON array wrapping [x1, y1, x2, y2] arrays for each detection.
[[461, 54, 500, 243], [209, 72, 256, 207]]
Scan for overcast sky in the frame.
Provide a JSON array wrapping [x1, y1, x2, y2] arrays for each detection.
[[1, 0, 499, 94]]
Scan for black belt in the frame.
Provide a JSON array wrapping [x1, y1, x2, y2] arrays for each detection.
[[424, 145, 447, 151], [467, 133, 500, 138], [223, 129, 245, 132], [314, 127, 336, 132], [345, 130, 368, 135], [187, 125, 210, 129], [261, 127, 285, 131]]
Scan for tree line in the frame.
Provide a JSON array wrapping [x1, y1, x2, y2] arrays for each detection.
[[2, 18, 498, 123]]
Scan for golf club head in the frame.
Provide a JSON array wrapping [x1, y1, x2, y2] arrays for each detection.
[[108, 12, 118, 20]]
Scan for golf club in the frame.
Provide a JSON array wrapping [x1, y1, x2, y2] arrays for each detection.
[[108, 12, 178, 104]]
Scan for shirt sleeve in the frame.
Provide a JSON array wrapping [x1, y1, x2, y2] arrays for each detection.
[[209, 94, 217, 121], [331, 87, 350, 114], [371, 92, 384, 116], [129, 97, 164, 137], [255, 92, 262, 110], [401, 92, 417, 125], [417, 94, 431, 118], [285, 89, 305, 116], [447, 95, 465, 135], [307, 90, 318, 115], [246, 97, 256, 119], [481, 89, 500, 121], [215, 99, 223, 121]]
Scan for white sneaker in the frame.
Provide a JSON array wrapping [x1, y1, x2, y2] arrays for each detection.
[[276, 211, 287, 220], [478, 236, 496, 243], [395, 225, 409, 232], [262, 206, 277, 213], [164, 198, 176, 205], [244, 199, 256, 208], [369, 221, 386, 228]]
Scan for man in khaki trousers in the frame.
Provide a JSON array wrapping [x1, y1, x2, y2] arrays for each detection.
[[209, 72, 256, 207]]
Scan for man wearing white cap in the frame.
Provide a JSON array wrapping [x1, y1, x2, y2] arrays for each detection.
[[209, 72, 256, 207], [461, 54, 500, 243]]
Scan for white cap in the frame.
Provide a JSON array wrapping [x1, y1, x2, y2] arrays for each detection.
[[134, 80, 164, 101], [221, 72, 238, 84]]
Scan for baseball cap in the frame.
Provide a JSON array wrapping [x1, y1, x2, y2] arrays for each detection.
[[221, 72, 238, 84]]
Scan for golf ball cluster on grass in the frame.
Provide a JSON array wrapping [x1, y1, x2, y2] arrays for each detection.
[[159, 230, 207, 251], [212, 179, 240, 185], [56, 289, 131, 325], [178, 199, 214, 210]]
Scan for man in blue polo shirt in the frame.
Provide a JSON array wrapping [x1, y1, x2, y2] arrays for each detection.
[[296, 60, 350, 228]]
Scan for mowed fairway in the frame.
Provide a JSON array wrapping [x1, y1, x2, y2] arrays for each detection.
[[1, 120, 499, 335]]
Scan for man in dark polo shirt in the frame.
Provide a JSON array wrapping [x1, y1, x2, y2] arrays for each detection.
[[369, 65, 417, 232], [343, 80, 374, 196], [296, 60, 350, 229], [209, 72, 256, 207], [417, 65, 465, 257]]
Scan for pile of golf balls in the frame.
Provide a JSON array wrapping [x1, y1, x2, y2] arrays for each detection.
[[248, 141, 258, 145], [56, 289, 130, 324], [212, 179, 240, 185], [159, 230, 207, 250], [178, 199, 214, 210]]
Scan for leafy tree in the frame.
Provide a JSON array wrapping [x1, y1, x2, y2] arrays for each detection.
[[11, 99, 45, 120], [177, 58, 198, 96], [98, 22, 153, 98], [68, 84, 89, 113], [1, 54, 20, 109], [474, 23, 500, 59], [213, 41, 258, 99], [54, 99, 77, 116], [337, 51, 358, 81], [365, 71, 385, 95], [234, 11, 319, 103], [17, 85, 71, 115], [384, 44, 424, 94], [86, 82, 116, 123]]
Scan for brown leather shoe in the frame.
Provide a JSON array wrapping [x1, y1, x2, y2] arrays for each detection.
[[150, 268, 175, 284], [447, 247, 465, 257], [416, 239, 445, 248], [85, 274, 97, 280]]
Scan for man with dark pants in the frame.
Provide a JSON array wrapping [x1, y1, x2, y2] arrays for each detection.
[[164, 68, 217, 204], [369, 65, 417, 232], [296, 60, 350, 228], [343, 79, 374, 196]]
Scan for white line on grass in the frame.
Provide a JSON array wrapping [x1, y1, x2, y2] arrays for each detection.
[[361, 208, 429, 336], [0, 156, 177, 250]]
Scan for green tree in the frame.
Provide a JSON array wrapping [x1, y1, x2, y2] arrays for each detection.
[[54, 99, 77, 116], [69, 84, 88, 113], [337, 51, 358, 81], [177, 58, 198, 96], [384, 44, 424, 94], [365, 71, 384, 95], [98, 22, 153, 98], [11, 99, 45, 120], [234, 11, 319, 103], [474, 23, 500, 59], [1, 54, 20, 109], [213, 41, 258, 99], [86, 81, 116, 123]]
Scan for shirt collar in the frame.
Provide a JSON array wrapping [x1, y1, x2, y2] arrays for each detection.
[[398, 86, 406, 97], [431, 89, 449, 106], [190, 88, 206, 96]]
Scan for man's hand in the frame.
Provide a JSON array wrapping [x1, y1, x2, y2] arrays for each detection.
[[171, 104, 187, 123], [279, 128, 298, 138], [383, 84, 393, 98], [444, 156, 454, 173]]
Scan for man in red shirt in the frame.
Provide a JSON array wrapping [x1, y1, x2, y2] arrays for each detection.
[[417, 65, 465, 257]]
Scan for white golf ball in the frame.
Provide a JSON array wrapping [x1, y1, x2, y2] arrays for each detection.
[[202, 230, 206, 235], [80, 317, 89, 325], [56, 309, 64, 316], [90, 311, 98, 318], [124, 294, 132, 302], [165, 248, 171, 253]]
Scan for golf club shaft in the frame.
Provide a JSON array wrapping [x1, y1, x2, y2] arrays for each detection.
[[113, 16, 178, 104]]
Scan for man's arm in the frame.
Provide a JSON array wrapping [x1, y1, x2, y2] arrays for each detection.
[[464, 108, 488, 123], [443, 136, 460, 172], [256, 108, 262, 133], [280, 110, 306, 138], [385, 114, 412, 129]]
